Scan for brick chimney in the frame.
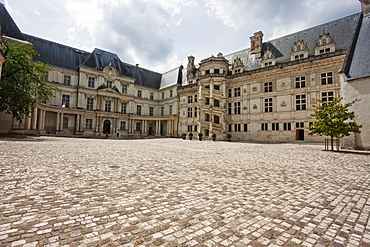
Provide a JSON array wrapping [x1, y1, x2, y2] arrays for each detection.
[[250, 31, 264, 58]]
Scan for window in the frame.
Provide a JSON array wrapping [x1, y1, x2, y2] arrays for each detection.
[[214, 85, 220, 90], [228, 124, 232, 132], [228, 89, 232, 98], [162, 92, 165, 100], [150, 93, 154, 100], [187, 108, 192, 118], [64, 75, 71, 85], [169, 105, 172, 115], [205, 69, 210, 74], [234, 124, 241, 132], [138, 90, 142, 98], [205, 97, 210, 105], [136, 122, 141, 131], [322, 91, 334, 103], [214, 69, 220, 74], [228, 103, 232, 115], [234, 102, 241, 114], [214, 115, 220, 124], [296, 94, 307, 110], [88, 77, 95, 88], [120, 121, 126, 130], [105, 100, 111, 112], [194, 95, 197, 102], [194, 125, 197, 132], [234, 87, 241, 97], [205, 113, 210, 122], [295, 76, 306, 88], [321, 72, 333, 85], [188, 96, 193, 103], [137, 105, 141, 116], [188, 125, 192, 132], [85, 119, 93, 129], [122, 84, 128, 94], [170, 90, 173, 97], [194, 107, 197, 117], [284, 123, 292, 131], [87, 98, 94, 110], [261, 123, 268, 131], [149, 107, 154, 116], [272, 123, 280, 131], [244, 124, 248, 132], [106, 81, 113, 88], [294, 54, 305, 60], [264, 82, 273, 92], [62, 95, 70, 108], [121, 102, 127, 114], [161, 107, 164, 116], [214, 99, 220, 107], [63, 117, 68, 129], [296, 122, 304, 128], [264, 98, 273, 112]]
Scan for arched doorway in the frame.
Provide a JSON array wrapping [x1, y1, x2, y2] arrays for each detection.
[[103, 120, 111, 134]]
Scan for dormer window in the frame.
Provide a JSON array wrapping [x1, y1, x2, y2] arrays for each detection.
[[261, 49, 276, 68], [291, 40, 308, 61], [315, 33, 336, 56], [232, 57, 244, 74]]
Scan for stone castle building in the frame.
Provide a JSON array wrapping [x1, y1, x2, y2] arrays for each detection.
[[0, 1, 369, 148]]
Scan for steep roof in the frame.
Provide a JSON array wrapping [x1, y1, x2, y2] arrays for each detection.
[[345, 13, 370, 80], [0, 4, 25, 40], [160, 66, 183, 90], [225, 13, 361, 71]]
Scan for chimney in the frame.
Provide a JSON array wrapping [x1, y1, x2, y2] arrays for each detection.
[[187, 55, 195, 79], [250, 31, 264, 58], [360, 0, 370, 15]]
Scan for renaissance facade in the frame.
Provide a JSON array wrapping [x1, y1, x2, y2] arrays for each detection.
[[0, 2, 369, 147]]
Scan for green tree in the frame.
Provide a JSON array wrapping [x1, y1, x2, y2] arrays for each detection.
[[308, 97, 362, 151], [0, 39, 57, 121]]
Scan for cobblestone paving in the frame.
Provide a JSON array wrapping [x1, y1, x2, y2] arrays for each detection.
[[1, 137, 370, 247]]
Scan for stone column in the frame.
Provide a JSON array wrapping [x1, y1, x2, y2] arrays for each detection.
[[31, 107, 38, 130], [76, 114, 80, 132], [80, 114, 84, 132], [56, 112, 60, 131], [60, 112, 64, 131], [37, 110, 43, 130]]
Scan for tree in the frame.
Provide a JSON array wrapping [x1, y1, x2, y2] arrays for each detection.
[[308, 97, 362, 151], [0, 39, 57, 121]]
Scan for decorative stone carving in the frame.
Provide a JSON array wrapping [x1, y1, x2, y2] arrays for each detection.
[[253, 104, 258, 109], [281, 101, 287, 107]]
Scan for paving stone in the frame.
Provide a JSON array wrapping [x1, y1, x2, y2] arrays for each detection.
[[0, 137, 370, 246]]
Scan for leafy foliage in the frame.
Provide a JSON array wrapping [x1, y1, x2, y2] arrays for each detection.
[[0, 39, 57, 121], [308, 97, 362, 150]]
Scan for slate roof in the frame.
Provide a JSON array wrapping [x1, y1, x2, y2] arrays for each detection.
[[224, 13, 361, 71], [0, 4, 24, 40], [344, 13, 370, 80], [160, 66, 183, 90]]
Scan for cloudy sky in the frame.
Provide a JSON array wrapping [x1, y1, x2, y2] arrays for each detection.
[[2, 0, 361, 73]]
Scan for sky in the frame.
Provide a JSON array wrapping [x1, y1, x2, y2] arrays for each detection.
[[1, 0, 361, 73]]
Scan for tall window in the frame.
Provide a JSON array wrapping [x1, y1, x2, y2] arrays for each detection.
[[194, 95, 197, 102], [137, 90, 142, 98], [105, 100, 111, 112], [194, 107, 197, 117], [322, 91, 334, 103], [228, 103, 232, 115], [261, 123, 268, 131], [150, 93, 154, 100], [170, 90, 173, 97], [264, 98, 273, 112], [106, 80, 113, 88], [234, 87, 241, 97], [136, 122, 141, 131], [86, 119, 93, 129], [63, 117, 68, 129], [161, 107, 164, 116], [321, 72, 333, 85], [149, 107, 154, 116], [88, 77, 95, 88], [162, 92, 165, 99], [228, 124, 232, 132], [214, 115, 220, 124], [120, 121, 126, 130], [122, 84, 128, 94], [169, 105, 173, 115], [188, 96, 193, 103], [228, 89, 232, 98], [234, 124, 241, 132], [121, 102, 127, 114], [187, 108, 193, 118], [284, 123, 292, 131], [296, 94, 307, 110], [87, 98, 94, 110], [295, 76, 306, 88], [137, 105, 141, 116], [188, 125, 192, 132], [244, 124, 248, 132], [296, 122, 304, 128], [62, 95, 70, 108], [272, 123, 280, 131], [234, 102, 241, 114], [64, 75, 71, 85], [264, 82, 273, 92]]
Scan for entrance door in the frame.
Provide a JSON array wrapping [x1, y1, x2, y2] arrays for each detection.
[[296, 129, 304, 140], [103, 120, 111, 134], [149, 124, 153, 136]]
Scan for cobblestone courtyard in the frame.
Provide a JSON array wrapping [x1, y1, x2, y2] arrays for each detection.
[[1, 137, 370, 247]]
